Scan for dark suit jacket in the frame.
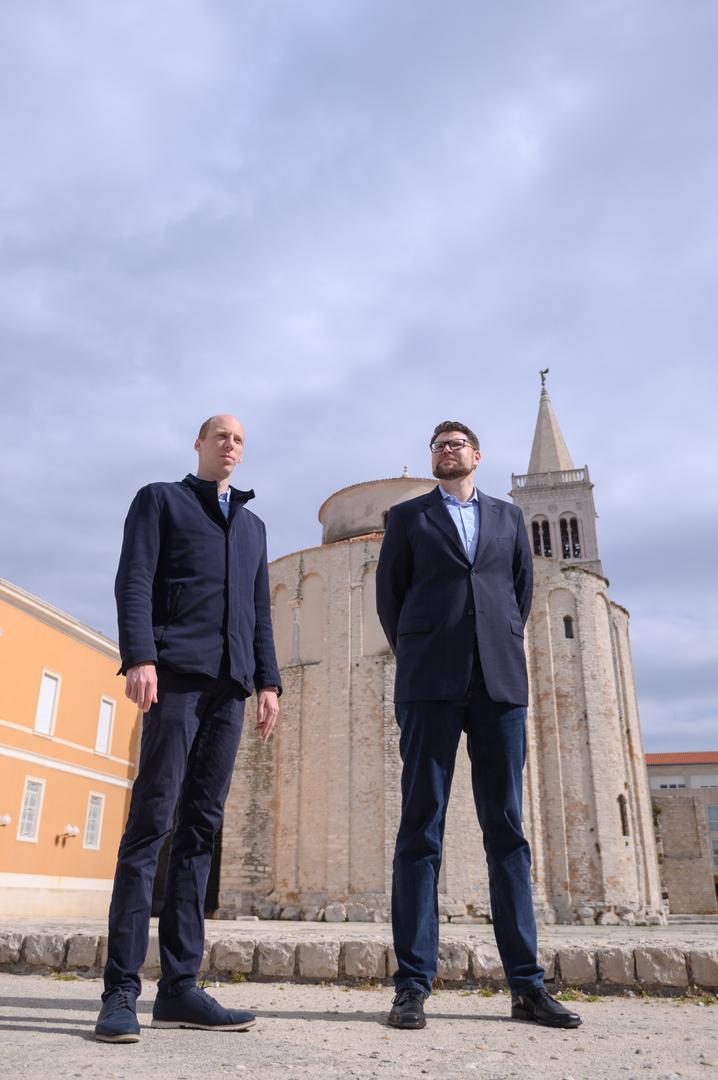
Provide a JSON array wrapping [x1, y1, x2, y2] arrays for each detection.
[[115, 473, 281, 697], [375, 485, 532, 705]]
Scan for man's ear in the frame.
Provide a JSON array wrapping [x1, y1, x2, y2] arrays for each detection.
[[194, 438, 201, 452]]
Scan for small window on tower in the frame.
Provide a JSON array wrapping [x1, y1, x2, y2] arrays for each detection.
[[541, 520, 552, 557], [570, 517, 581, 558], [563, 615, 574, 639], [560, 518, 571, 559], [618, 794, 630, 837], [531, 518, 553, 557]]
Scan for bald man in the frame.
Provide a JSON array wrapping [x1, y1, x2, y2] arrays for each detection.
[[96, 416, 281, 1043]]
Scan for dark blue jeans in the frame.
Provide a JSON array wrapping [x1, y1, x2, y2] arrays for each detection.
[[103, 668, 245, 999], [392, 664, 543, 997]]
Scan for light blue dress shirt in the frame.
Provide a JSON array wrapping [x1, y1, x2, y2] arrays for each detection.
[[218, 489, 231, 520], [439, 485, 480, 562]]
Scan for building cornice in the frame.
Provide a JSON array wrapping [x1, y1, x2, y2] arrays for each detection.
[[0, 578, 119, 661]]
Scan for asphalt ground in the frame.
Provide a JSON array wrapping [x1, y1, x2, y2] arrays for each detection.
[[1, 974, 716, 1080]]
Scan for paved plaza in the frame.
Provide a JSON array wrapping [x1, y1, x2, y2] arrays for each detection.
[[1, 973, 717, 1080]]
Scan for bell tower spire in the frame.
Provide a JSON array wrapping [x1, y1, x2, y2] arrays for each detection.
[[528, 370, 575, 474], [511, 376, 602, 573]]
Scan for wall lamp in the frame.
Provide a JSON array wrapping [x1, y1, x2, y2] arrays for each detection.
[[0, 813, 11, 827], [56, 824, 81, 846]]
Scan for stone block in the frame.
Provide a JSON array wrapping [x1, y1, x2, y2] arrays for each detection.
[[557, 947, 597, 986], [439, 900, 467, 917], [371, 909, 389, 923], [537, 947, 556, 982], [211, 938, 255, 974], [297, 941, 340, 979], [98, 936, 108, 968], [437, 941, 469, 981], [22, 933, 66, 968], [387, 945, 397, 979], [689, 950, 718, 989], [346, 902, 370, 922], [597, 910, 620, 926], [597, 947, 635, 986], [66, 934, 99, 969], [324, 902, 346, 923], [253, 902, 278, 920], [280, 905, 302, 921], [619, 913, 636, 926], [257, 940, 296, 978], [0, 932, 23, 964], [635, 947, 688, 988], [301, 906, 321, 922], [344, 940, 387, 979], [141, 934, 161, 975], [469, 947, 504, 983]]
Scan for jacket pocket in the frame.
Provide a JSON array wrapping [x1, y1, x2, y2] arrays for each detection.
[[158, 583, 184, 645], [398, 615, 431, 635], [509, 618, 524, 637]]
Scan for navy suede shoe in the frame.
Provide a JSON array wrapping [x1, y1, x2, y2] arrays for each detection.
[[95, 987, 141, 1043], [151, 985, 256, 1031]]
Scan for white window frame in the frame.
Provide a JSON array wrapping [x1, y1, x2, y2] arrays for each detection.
[[95, 697, 115, 755], [83, 791, 105, 850], [34, 669, 61, 737], [17, 776, 46, 843]]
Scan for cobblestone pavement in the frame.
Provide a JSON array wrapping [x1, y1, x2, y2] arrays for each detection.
[[1, 974, 716, 1080]]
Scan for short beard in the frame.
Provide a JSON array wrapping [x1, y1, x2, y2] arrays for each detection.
[[432, 460, 475, 481]]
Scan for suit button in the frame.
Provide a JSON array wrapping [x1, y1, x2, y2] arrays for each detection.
[[467, 609, 475, 616]]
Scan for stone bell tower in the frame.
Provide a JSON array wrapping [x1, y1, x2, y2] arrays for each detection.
[[511, 373, 601, 575], [510, 374, 663, 924]]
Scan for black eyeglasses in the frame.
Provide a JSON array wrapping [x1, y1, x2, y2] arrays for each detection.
[[429, 438, 474, 453]]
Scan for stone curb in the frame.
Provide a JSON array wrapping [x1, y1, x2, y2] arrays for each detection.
[[1, 931, 716, 992]]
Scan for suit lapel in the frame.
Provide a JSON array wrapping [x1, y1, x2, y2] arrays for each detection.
[[423, 487, 471, 565], [473, 488, 499, 566]]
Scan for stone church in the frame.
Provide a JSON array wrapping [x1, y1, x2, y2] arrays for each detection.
[[220, 384, 664, 925]]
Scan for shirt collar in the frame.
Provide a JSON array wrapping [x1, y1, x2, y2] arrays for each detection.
[[439, 485, 478, 507]]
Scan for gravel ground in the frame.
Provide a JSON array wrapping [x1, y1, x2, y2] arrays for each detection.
[[1, 975, 717, 1080]]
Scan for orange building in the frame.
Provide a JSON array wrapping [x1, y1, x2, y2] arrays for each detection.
[[0, 578, 140, 916]]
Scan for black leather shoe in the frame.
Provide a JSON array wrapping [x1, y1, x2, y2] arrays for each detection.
[[511, 987, 582, 1028], [388, 988, 427, 1029]]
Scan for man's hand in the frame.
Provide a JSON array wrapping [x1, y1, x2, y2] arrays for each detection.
[[256, 688, 280, 742], [125, 663, 158, 713]]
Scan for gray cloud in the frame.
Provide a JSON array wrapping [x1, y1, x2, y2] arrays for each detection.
[[1, 1, 717, 751]]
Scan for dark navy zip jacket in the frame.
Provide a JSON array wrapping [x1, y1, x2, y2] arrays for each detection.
[[115, 473, 281, 697]]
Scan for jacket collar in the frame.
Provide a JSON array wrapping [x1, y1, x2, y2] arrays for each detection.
[[423, 483, 498, 566], [182, 473, 255, 505]]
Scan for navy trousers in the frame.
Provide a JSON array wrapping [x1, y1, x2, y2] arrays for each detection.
[[391, 660, 543, 996], [103, 667, 245, 998]]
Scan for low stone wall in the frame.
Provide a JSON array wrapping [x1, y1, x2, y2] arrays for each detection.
[[1, 930, 716, 992]]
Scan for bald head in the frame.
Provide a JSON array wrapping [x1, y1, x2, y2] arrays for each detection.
[[194, 414, 245, 489]]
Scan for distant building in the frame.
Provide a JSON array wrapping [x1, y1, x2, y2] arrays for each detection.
[[0, 579, 140, 917], [221, 384, 664, 925], [646, 752, 718, 914]]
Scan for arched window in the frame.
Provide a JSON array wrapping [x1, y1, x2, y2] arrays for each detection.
[[560, 516, 582, 559], [618, 794, 630, 837], [531, 518, 552, 557], [563, 615, 574, 639]]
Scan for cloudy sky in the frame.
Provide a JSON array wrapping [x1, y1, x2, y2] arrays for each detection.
[[1, 1, 716, 751]]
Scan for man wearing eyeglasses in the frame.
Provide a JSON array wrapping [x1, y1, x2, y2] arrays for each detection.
[[376, 420, 580, 1031]]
